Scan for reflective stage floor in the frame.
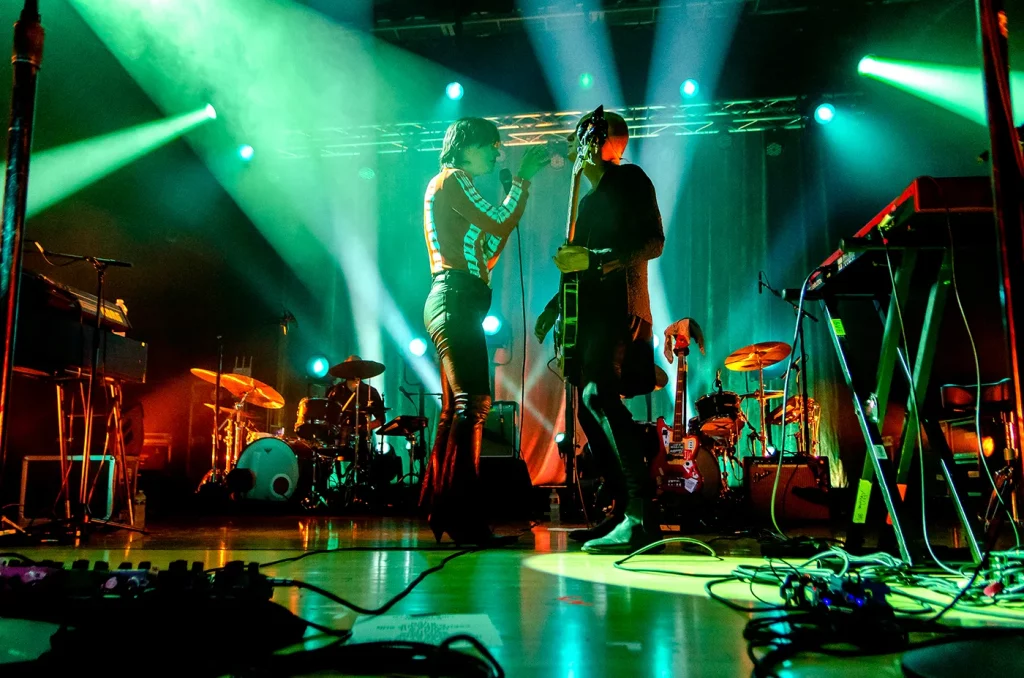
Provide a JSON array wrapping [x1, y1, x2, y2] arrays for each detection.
[[1, 515, 1022, 676]]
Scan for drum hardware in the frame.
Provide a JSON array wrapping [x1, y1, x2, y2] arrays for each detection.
[[725, 341, 791, 457], [191, 368, 285, 491]]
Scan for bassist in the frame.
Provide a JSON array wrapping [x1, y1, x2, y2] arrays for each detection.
[[535, 110, 665, 553]]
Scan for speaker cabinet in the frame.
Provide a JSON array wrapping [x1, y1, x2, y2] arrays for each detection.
[[481, 400, 519, 458], [745, 456, 831, 524]]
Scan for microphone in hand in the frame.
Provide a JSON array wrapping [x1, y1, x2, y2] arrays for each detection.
[[499, 168, 513, 195]]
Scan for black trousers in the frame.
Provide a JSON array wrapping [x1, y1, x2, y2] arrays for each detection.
[[420, 270, 493, 523], [575, 313, 655, 507]]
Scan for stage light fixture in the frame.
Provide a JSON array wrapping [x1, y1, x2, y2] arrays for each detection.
[[680, 79, 699, 98], [857, 55, 876, 75], [579, 72, 594, 90], [239, 144, 255, 160], [409, 338, 428, 357], [204, 104, 217, 120], [555, 432, 566, 444], [446, 82, 464, 100], [482, 315, 502, 335], [358, 166, 375, 180], [814, 103, 836, 125], [307, 355, 329, 378]]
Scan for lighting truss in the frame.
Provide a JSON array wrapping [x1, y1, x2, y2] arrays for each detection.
[[277, 97, 808, 159]]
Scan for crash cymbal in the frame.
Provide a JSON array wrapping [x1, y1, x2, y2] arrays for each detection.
[[724, 341, 791, 372], [769, 396, 818, 426], [219, 374, 285, 409], [329, 359, 385, 380], [190, 368, 230, 387], [739, 390, 784, 400], [654, 365, 669, 391], [202, 403, 257, 419]]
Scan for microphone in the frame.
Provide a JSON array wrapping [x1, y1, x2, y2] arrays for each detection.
[[499, 168, 513, 195]]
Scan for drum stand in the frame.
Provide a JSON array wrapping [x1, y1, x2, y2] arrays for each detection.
[[198, 336, 228, 490]]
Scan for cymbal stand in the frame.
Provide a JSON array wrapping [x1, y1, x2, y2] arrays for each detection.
[[84, 379, 142, 532], [756, 358, 770, 457], [199, 336, 227, 489]]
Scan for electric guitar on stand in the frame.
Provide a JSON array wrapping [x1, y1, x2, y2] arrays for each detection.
[[652, 318, 707, 496]]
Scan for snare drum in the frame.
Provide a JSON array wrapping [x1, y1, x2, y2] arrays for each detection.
[[695, 391, 743, 440], [295, 398, 341, 441]]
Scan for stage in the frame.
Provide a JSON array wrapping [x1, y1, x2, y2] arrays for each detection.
[[2, 516, 1021, 676]]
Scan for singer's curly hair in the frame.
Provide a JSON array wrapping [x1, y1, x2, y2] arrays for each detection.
[[439, 118, 500, 170]]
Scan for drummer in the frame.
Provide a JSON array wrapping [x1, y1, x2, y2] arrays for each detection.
[[326, 355, 386, 434]]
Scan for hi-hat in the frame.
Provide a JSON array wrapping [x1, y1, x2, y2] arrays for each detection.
[[329, 359, 385, 380], [190, 368, 284, 409], [203, 403, 257, 419], [739, 390, 784, 400], [724, 342, 791, 372]]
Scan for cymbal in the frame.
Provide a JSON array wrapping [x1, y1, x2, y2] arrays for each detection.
[[220, 374, 285, 409], [654, 366, 669, 391], [724, 342, 791, 372], [769, 396, 817, 426], [190, 368, 230, 387], [203, 403, 257, 419], [739, 390, 784, 400], [329, 359, 385, 380]]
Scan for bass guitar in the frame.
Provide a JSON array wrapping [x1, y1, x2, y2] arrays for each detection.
[[554, 105, 608, 380]]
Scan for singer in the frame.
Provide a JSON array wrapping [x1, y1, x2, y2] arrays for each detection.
[[536, 110, 665, 554], [421, 117, 549, 546]]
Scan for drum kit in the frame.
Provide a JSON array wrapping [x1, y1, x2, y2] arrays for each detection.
[[191, 358, 427, 509], [677, 340, 821, 499]]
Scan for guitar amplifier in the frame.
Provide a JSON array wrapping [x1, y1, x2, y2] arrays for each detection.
[[481, 401, 519, 458], [19, 455, 118, 523], [745, 456, 831, 524]]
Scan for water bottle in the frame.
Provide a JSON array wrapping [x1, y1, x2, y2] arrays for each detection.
[[548, 489, 561, 526], [132, 490, 146, 531]]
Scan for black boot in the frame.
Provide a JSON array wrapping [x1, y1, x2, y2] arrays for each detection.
[[582, 498, 662, 554], [568, 507, 625, 543]]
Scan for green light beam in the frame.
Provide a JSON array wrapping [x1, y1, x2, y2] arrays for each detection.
[[858, 55, 1024, 126], [28, 105, 215, 217]]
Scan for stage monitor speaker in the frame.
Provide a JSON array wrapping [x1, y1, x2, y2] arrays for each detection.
[[745, 456, 830, 524], [481, 400, 519, 458], [480, 456, 533, 520], [19, 455, 118, 523]]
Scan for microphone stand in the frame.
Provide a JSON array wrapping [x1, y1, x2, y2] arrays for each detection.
[[0, 1, 44, 489], [35, 244, 140, 536], [767, 277, 816, 460]]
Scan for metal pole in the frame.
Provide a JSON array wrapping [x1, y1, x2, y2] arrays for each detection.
[[978, 0, 1024, 460], [0, 1, 43, 487]]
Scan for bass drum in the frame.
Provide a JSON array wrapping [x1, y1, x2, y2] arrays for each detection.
[[231, 437, 313, 502]]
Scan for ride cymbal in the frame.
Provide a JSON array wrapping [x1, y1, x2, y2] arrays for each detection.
[[329, 359, 385, 380], [724, 341, 791, 372], [220, 374, 285, 409]]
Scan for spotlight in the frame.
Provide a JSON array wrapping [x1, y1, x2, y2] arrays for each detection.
[[653, 335, 660, 349], [555, 432, 566, 444], [814, 103, 836, 125], [680, 79, 700, 98], [306, 355, 329, 379], [238, 144, 255, 160], [409, 338, 427, 357], [482, 315, 502, 335], [766, 141, 783, 157], [204, 104, 217, 120], [446, 82, 464, 101], [579, 72, 594, 90], [358, 167, 376, 180], [857, 55, 876, 76]]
